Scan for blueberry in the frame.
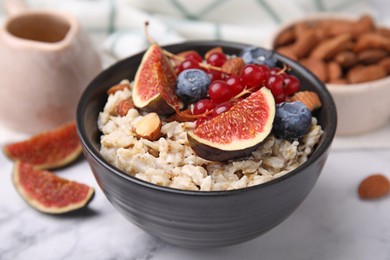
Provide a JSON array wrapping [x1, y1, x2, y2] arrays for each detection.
[[272, 101, 312, 140], [176, 69, 211, 104], [240, 46, 278, 67]]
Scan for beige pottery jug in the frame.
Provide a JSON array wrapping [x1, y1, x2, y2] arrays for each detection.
[[0, 0, 102, 134]]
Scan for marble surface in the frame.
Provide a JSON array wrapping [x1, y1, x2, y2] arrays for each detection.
[[1, 128, 390, 260]]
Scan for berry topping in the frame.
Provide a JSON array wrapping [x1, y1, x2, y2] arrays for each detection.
[[272, 101, 312, 140], [193, 99, 216, 115], [225, 75, 245, 96], [284, 75, 300, 96], [208, 80, 235, 104], [176, 69, 211, 104], [177, 59, 201, 74], [240, 46, 278, 67], [207, 52, 227, 67], [241, 64, 266, 89]]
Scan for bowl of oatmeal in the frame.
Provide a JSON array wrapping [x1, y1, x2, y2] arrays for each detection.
[[76, 40, 337, 248]]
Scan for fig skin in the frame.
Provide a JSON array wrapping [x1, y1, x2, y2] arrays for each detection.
[[187, 134, 261, 162]]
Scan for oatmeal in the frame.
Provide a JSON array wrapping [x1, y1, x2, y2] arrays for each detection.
[[98, 84, 322, 191]]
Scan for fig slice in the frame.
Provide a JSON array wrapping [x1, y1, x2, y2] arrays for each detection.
[[13, 161, 94, 214], [132, 43, 183, 114], [188, 87, 275, 161], [3, 122, 82, 170]]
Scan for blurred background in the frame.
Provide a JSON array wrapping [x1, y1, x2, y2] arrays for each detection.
[[1, 0, 388, 65]]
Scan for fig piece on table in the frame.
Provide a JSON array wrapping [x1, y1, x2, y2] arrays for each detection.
[[3, 122, 82, 170]]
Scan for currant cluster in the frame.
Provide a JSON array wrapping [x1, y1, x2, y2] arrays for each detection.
[[173, 48, 302, 127]]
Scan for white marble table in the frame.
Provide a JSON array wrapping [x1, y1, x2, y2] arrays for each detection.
[[1, 131, 390, 260]]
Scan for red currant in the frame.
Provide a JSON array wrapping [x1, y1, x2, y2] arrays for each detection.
[[193, 99, 216, 115], [207, 52, 227, 67], [241, 64, 265, 89], [267, 75, 286, 103], [212, 101, 235, 116], [177, 59, 201, 74], [258, 64, 271, 84], [184, 52, 203, 63], [225, 75, 245, 96], [208, 80, 235, 104], [284, 75, 300, 96], [207, 70, 224, 81]]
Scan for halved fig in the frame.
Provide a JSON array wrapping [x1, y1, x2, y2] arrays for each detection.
[[132, 43, 183, 114], [188, 87, 275, 161], [13, 162, 94, 214], [3, 122, 82, 170]]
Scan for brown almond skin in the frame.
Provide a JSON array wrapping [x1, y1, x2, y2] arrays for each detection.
[[353, 33, 390, 52], [221, 57, 245, 75], [358, 49, 388, 64], [300, 58, 328, 82], [116, 99, 135, 117], [274, 27, 295, 48], [334, 51, 358, 68], [310, 34, 352, 60], [379, 57, 390, 74], [352, 14, 375, 39], [293, 29, 319, 58], [107, 83, 131, 95], [358, 174, 390, 200], [327, 61, 342, 81], [347, 65, 387, 83], [328, 78, 348, 84], [376, 26, 390, 38]]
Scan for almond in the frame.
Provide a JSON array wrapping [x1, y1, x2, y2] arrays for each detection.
[[327, 61, 342, 81], [135, 112, 162, 141], [289, 91, 321, 111], [292, 29, 319, 58], [116, 99, 134, 117], [358, 49, 388, 64], [274, 27, 295, 47], [358, 174, 390, 200], [334, 51, 358, 68], [300, 58, 328, 82], [352, 14, 375, 38], [325, 19, 354, 37], [347, 65, 387, 83], [107, 83, 131, 95], [376, 26, 390, 38], [353, 33, 390, 52], [310, 33, 352, 60], [328, 78, 348, 84], [221, 57, 245, 75]]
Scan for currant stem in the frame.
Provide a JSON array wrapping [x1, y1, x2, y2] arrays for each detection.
[[162, 49, 223, 72]]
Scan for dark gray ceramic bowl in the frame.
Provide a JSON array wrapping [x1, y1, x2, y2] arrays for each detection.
[[76, 40, 337, 248]]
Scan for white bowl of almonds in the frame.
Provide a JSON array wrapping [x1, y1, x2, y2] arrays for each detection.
[[270, 13, 390, 136]]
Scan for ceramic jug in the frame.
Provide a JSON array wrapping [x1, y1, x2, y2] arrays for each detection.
[[0, 0, 102, 134]]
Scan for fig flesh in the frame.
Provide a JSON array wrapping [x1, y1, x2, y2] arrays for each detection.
[[188, 87, 275, 161], [13, 162, 94, 214], [3, 122, 82, 170], [132, 43, 183, 114]]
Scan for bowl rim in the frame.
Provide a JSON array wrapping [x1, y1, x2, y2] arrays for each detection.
[[268, 12, 390, 91], [76, 40, 337, 196]]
